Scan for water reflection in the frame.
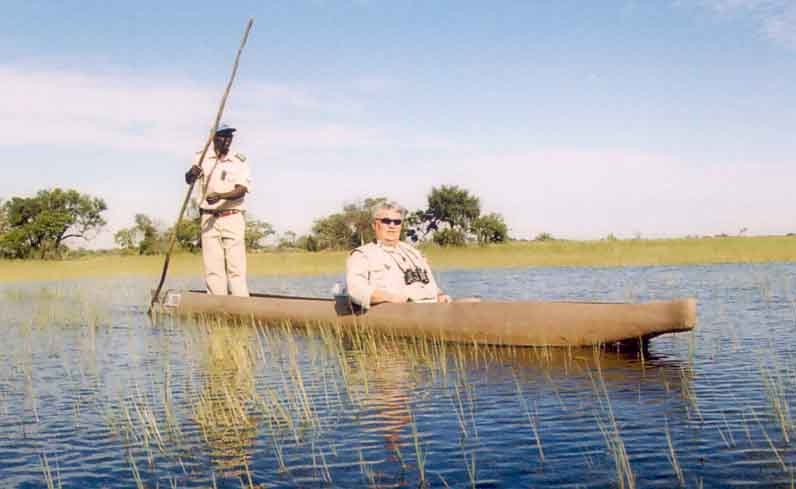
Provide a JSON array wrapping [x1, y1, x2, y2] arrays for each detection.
[[190, 322, 259, 480], [4, 263, 796, 488], [357, 346, 413, 455]]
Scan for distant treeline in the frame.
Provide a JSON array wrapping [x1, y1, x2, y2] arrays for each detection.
[[0, 185, 509, 259]]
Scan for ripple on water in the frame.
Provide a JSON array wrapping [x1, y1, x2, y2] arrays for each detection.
[[2, 263, 796, 487]]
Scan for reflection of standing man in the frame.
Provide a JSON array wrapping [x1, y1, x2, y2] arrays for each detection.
[[185, 124, 251, 296]]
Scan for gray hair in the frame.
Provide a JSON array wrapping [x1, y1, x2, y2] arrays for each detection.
[[370, 200, 407, 220]]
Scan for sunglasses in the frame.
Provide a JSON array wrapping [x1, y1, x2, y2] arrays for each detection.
[[377, 218, 403, 226]]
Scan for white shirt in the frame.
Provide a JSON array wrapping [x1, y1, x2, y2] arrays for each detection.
[[346, 241, 441, 309], [194, 149, 251, 211]]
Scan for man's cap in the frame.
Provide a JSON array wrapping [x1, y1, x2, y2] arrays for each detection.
[[215, 123, 236, 135]]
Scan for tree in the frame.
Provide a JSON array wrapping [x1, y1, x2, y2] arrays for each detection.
[[471, 213, 509, 244], [309, 197, 389, 250], [426, 185, 481, 232], [171, 198, 201, 252], [113, 228, 136, 252], [312, 213, 352, 250], [433, 228, 467, 247], [172, 218, 201, 253], [0, 198, 7, 237], [0, 188, 107, 259], [245, 219, 275, 250], [343, 197, 388, 246], [113, 213, 163, 255], [404, 209, 432, 243], [278, 230, 297, 248], [134, 214, 162, 255], [296, 234, 319, 251]]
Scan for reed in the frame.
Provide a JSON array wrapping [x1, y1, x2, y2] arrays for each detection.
[[759, 354, 793, 443], [589, 353, 636, 489], [679, 366, 702, 422], [717, 411, 736, 448], [409, 408, 427, 486], [39, 453, 61, 489], [751, 408, 788, 472], [358, 447, 377, 486], [513, 373, 545, 463], [663, 418, 684, 486], [13, 280, 796, 488], [128, 448, 145, 489], [463, 449, 477, 489]]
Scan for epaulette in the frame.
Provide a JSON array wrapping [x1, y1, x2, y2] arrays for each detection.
[[234, 152, 247, 162]]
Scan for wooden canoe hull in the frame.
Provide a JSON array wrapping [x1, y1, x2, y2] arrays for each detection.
[[159, 291, 696, 347]]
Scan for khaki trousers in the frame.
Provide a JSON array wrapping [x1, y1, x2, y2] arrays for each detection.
[[201, 212, 249, 297]]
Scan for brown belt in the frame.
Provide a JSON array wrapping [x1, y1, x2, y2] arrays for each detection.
[[200, 208, 240, 218]]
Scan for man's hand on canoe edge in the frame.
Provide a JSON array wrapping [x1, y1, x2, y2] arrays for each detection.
[[370, 290, 456, 305]]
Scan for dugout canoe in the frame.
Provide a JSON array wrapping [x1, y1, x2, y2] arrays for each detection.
[[157, 290, 696, 347]]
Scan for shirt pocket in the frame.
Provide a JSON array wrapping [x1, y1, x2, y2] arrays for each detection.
[[369, 264, 389, 285]]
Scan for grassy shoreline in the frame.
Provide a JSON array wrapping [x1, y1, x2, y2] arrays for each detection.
[[1, 235, 795, 283]]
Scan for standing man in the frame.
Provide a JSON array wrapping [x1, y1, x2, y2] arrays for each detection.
[[346, 201, 452, 309], [185, 124, 251, 296]]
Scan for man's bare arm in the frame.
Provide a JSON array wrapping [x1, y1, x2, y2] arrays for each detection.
[[206, 185, 248, 205]]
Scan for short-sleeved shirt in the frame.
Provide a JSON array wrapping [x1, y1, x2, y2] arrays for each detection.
[[194, 149, 251, 211], [346, 241, 440, 309]]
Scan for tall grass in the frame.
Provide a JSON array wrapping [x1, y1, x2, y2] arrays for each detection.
[[3, 235, 796, 283], [8, 278, 796, 487]]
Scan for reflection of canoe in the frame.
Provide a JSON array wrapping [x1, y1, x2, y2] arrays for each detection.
[[158, 291, 696, 347]]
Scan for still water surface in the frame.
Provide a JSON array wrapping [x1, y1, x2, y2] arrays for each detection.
[[1, 263, 796, 488]]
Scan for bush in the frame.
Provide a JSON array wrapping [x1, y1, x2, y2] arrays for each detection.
[[433, 228, 467, 247], [471, 213, 509, 244]]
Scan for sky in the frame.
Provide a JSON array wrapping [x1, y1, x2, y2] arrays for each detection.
[[2, 0, 796, 248]]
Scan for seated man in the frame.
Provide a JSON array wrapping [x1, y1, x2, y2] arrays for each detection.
[[346, 201, 452, 309]]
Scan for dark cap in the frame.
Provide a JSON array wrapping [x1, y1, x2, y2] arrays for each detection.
[[215, 123, 236, 135]]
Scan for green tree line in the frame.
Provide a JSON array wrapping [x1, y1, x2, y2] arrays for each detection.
[[0, 185, 508, 259], [299, 185, 509, 251], [112, 199, 274, 255]]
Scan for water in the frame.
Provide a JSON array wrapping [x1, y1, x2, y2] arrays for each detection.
[[2, 263, 796, 488]]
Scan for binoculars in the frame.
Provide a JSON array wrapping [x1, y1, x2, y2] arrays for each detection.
[[403, 267, 430, 286]]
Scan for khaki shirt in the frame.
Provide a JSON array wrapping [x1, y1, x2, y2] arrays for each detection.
[[194, 149, 251, 211], [346, 241, 441, 309]]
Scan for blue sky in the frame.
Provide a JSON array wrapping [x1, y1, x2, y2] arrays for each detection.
[[2, 1, 796, 247]]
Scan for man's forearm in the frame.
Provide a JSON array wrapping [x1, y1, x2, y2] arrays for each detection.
[[210, 186, 248, 202], [220, 186, 248, 200]]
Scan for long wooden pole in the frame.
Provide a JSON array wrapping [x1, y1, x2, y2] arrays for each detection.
[[149, 18, 254, 311]]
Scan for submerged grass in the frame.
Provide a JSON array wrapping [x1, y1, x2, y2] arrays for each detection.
[[6, 273, 796, 487], [2, 235, 796, 283]]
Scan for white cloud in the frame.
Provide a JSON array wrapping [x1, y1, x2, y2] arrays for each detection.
[[3, 63, 795, 251], [763, 4, 796, 45], [0, 66, 414, 154], [699, 0, 796, 47], [0, 64, 462, 248]]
